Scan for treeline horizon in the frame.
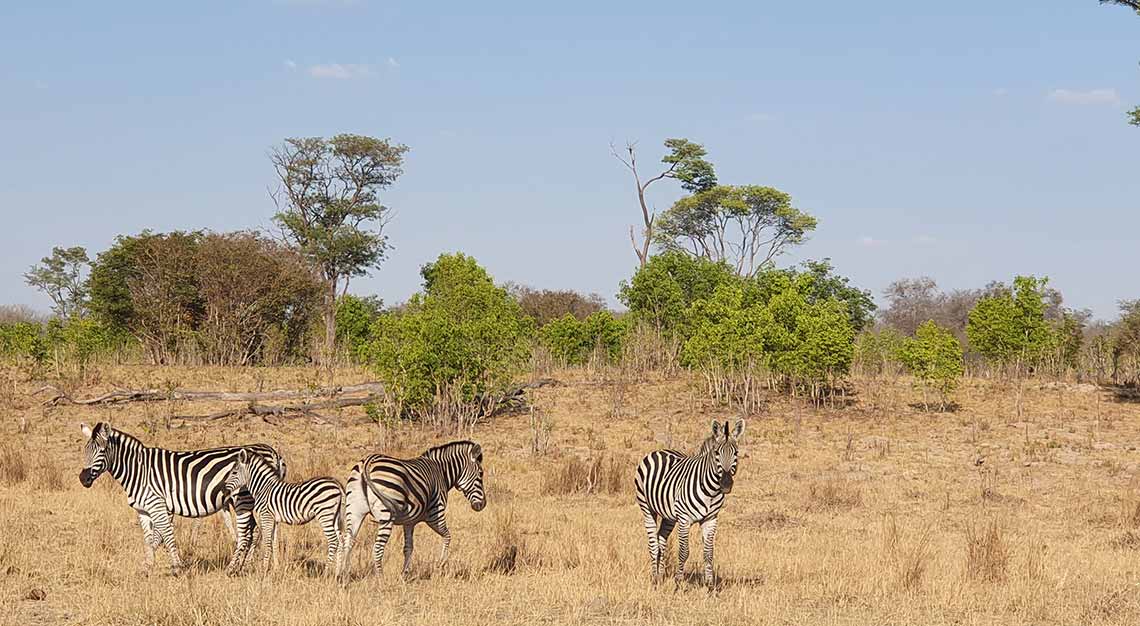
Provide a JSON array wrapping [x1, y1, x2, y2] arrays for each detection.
[[4, 133, 1140, 425]]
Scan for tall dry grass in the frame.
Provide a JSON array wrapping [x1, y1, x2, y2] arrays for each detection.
[[1, 366, 1140, 625]]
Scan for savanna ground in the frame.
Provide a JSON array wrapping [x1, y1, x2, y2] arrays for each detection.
[[3, 366, 1140, 625]]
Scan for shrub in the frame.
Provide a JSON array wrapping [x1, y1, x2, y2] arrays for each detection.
[[618, 251, 738, 335], [508, 285, 606, 326], [540, 311, 628, 366], [898, 320, 964, 411], [966, 275, 1054, 371], [336, 294, 384, 361], [363, 253, 534, 424], [853, 328, 905, 377]]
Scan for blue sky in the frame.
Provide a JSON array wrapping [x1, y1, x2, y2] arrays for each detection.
[[1, 1, 1137, 319]]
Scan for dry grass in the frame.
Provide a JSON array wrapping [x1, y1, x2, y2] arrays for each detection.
[[2, 366, 1140, 625]]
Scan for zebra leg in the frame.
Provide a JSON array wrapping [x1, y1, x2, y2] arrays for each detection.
[[340, 471, 370, 577], [372, 521, 393, 577], [656, 519, 676, 582], [639, 508, 659, 580], [148, 506, 184, 575], [401, 524, 415, 580], [259, 513, 276, 573], [321, 510, 341, 576], [674, 518, 691, 586], [425, 516, 451, 564], [700, 518, 718, 589], [136, 510, 159, 572]]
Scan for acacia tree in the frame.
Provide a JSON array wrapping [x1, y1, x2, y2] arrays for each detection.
[[271, 134, 408, 364], [654, 184, 817, 277], [25, 246, 90, 319], [612, 138, 717, 269]]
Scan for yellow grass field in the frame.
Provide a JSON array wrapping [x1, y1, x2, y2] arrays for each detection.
[[3, 366, 1140, 625]]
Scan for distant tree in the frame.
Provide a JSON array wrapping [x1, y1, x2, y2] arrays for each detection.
[[880, 277, 981, 343], [898, 320, 964, 411], [540, 311, 627, 366], [1114, 300, 1140, 385], [618, 251, 738, 335], [612, 139, 717, 269], [194, 232, 322, 365], [966, 276, 1053, 367], [364, 253, 534, 426], [506, 284, 606, 326], [270, 134, 409, 366], [853, 327, 906, 377], [758, 260, 875, 332], [654, 184, 817, 276], [24, 246, 90, 319], [336, 294, 385, 361]]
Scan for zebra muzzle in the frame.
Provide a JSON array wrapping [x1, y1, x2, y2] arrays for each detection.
[[79, 469, 96, 488], [719, 474, 734, 494]]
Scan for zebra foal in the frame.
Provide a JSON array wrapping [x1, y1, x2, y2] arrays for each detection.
[[78, 422, 285, 576], [341, 440, 486, 579], [224, 449, 346, 576], [635, 419, 745, 589]]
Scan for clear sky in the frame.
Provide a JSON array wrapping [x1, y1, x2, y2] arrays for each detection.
[[1, 1, 1137, 320]]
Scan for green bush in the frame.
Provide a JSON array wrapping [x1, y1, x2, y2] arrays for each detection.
[[898, 320, 964, 410], [363, 253, 534, 420], [853, 328, 905, 376], [540, 311, 627, 366], [336, 294, 384, 361], [966, 275, 1053, 370], [0, 322, 46, 363], [618, 251, 738, 335]]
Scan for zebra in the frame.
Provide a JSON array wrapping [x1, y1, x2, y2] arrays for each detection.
[[78, 421, 286, 576], [223, 449, 346, 576], [634, 419, 745, 589], [340, 440, 486, 579]]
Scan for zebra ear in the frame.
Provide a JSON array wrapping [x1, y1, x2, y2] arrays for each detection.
[[80, 422, 93, 439], [237, 449, 249, 464], [470, 443, 483, 463], [710, 420, 722, 439], [732, 418, 746, 440]]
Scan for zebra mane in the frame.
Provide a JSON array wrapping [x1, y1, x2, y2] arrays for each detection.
[[96, 423, 143, 448], [694, 434, 720, 457], [424, 440, 477, 456]]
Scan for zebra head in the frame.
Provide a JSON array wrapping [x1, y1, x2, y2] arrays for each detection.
[[79, 422, 111, 488], [707, 419, 745, 494], [224, 449, 253, 495], [456, 442, 486, 512]]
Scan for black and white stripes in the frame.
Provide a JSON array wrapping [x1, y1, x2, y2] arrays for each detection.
[[341, 440, 486, 578], [224, 450, 346, 576], [78, 422, 285, 575], [635, 419, 745, 588]]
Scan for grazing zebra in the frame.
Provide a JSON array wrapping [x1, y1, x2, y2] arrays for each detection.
[[341, 441, 486, 579], [635, 419, 745, 589], [224, 449, 346, 576], [78, 422, 286, 575]]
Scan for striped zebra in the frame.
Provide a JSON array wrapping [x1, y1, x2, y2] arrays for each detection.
[[634, 419, 745, 588], [341, 441, 486, 579], [78, 422, 286, 576], [223, 449, 345, 576]]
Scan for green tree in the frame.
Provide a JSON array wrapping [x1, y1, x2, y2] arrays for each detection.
[[336, 294, 384, 361], [612, 138, 717, 268], [540, 311, 627, 366], [364, 253, 534, 425], [271, 134, 409, 365], [853, 327, 906, 377], [618, 250, 738, 335], [966, 275, 1053, 367], [24, 246, 90, 319], [898, 320, 964, 411], [655, 184, 817, 276], [756, 260, 876, 332]]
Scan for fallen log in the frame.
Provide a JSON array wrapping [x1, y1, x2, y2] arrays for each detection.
[[35, 382, 385, 406], [171, 378, 559, 424], [174, 394, 384, 423]]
